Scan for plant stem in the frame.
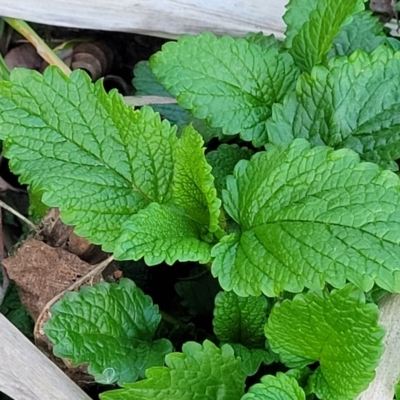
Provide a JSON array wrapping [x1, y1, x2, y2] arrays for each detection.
[[3, 18, 71, 76], [0, 199, 37, 232]]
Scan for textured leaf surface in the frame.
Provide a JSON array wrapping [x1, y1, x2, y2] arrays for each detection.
[[284, 0, 364, 71], [100, 340, 246, 400], [114, 203, 213, 265], [206, 144, 253, 197], [133, 61, 223, 142], [173, 125, 221, 232], [268, 47, 400, 170], [114, 125, 220, 264], [0, 68, 219, 264], [0, 68, 176, 251], [44, 279, 172, 385], [231, 344, 277, 376], [150, 32, 299, 145], [241, 373, 305, 400], [133, 60, 187, 127], [212, 139, 400, 296], [329, 12, 386, 57], [244, 32, 282, 51], [213, 291, 268, 348], [265, 284, 384, 400]]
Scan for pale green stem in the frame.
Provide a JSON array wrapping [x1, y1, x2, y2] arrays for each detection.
[[4, 18, 71, 76]]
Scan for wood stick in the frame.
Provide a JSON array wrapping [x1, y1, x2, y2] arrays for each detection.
[[0, 313, 92, 400], [357, 293, 400, 400], [0, 0, 287, 39]]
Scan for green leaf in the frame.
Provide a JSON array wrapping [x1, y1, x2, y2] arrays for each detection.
[[173, 125, 221, 233], [213, 291, 268, 348], [268, 46, 400, 170], [0, 67, 177, 251], [212, 139, 400, 296], [175, 266, 221, 316], [206, 144, 253, 197], [114, 125, 220, 264], [265, 284, 384, 400], [213, 291, 273, 376], [133, 61, 223, 142], [44, 279, 172, 385], [396, 379, 400, 399], [150, 32, 299, 145], [283, 0, 365, 71], [241, 372, 306, 400], [100, 340, 246, 400], [114, 203, 213, 265], [0, 68, 219, 265], [244, 32, 283, 51], [231, 344, 277, 376], [329, 11, 386, 57], [133, 60, 188, 127], [28, 187, 48, 220]]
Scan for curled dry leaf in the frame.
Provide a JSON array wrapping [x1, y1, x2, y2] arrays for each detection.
[[4, 43, 43, 71], [71, 42, 114, 81], [40, 208, 105, 263]]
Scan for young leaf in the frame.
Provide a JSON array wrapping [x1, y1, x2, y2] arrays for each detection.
[[150, 32, 299, 145], [284, 0, 365, 71], [241, 373, 306, 400], [265, 284, 385, 400], [268, 47, 400, 170], [114, 125, 221, 264], [329, 11, 386, 57], [173, 125, 221, 233], [231, 344, 277, 376], [213, 291, 268, 348], [212, 139, 400, 296], [100, 340, 246, 400], [114, 203, 213, 265], [213, 291, 274, 376], [206, 144, 253, 197], [0, 67, 177, 250], [44, 279, 172, 385]]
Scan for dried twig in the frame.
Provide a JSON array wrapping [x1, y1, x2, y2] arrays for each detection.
[[0, 199, 38, 232], [3, 18, 71, 76]]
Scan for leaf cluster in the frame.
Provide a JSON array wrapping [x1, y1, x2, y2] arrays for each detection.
[[0, 0, 398, 398]]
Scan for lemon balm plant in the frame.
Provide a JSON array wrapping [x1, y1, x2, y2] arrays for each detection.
[[1, 0, 400, 398]]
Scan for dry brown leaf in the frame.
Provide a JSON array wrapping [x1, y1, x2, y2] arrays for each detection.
[[4, 43, 43, 70], [3, 238, 99, 320]]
